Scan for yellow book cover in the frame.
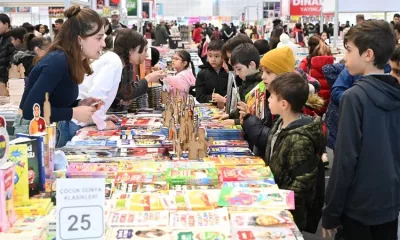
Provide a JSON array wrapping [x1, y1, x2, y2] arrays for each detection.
[[8, 144, 29, 207]]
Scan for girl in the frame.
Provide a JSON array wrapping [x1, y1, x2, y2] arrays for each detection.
[[16, 6, 105, 137], [110, 29, 166, 111], [162, 50, 196, 96]]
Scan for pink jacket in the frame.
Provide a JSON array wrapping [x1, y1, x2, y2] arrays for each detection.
[[164, 68, 196, 96]]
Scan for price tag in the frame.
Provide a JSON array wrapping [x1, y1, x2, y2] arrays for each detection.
[[57, 178, 105, 240]]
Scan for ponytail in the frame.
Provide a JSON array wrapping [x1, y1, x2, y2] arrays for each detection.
[[175, 50, 195, 74], [24, 33, 48, 52], [23, 33, 36, 51], [189, 61, 196, 76]]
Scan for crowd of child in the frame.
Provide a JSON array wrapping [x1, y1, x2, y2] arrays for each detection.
[[1, 5, 400, 239]]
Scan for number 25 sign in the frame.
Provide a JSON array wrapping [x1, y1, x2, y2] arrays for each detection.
[[57, 178, 105, 240]]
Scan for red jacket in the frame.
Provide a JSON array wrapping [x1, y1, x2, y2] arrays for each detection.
[[192, 28, 203, 43], [309, 56, 335, 115]]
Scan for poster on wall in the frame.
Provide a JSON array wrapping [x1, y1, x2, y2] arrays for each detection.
[[156, 3, 163, 16], [290, 0, 321, 16], [127, 0, 137, 16], [17, 7, 31, 13], [4, 7, 16, 13], [110, 0, 119, 7], [96, 0, 104, 9], [48, 7, 64, 18], [103, 6, 111, 17]]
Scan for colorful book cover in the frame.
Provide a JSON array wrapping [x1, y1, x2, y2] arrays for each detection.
[[66, 140, 118, 147], [245, 81, 266, 119], [208, 147, 253, 156], [45, 125, 56, 178], [0, 120, 9, 167], [118, 139, 164, 148], [10, 137, 41, 197], [222, 181, 278, 189], [169, 190, 214, 211], [15, 134, 46, 192], [8, 144, 29, 206], [231, 227, 297, 240], [203, 156, 265, 167], [115, 182, 169, 194], [107, 211, 170, 227], [121, 117, 162, 128], [230, 211, 294, 227], [218, 167, 274, 183], [171, 228, 232, 240], [165, 168, 219, 186], [217, 187, 295, 210], [0, 162, 16, 232], [128, 193, 176, 211], [169, 208, 230, 229], [114, 172, 165, 185], [106, 227, 171, 240], [210, 140, 249, 148]]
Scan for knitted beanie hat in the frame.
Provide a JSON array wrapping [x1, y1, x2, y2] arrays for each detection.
[[260, 47, 295, 74]]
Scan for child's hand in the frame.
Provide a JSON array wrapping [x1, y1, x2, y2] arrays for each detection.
[[222, 119, 235, 126], [217, 102, 225, 109], [212, 93, 226, 103], [219, 114, 229, 120]]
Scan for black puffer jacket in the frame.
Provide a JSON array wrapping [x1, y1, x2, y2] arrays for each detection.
[[195, 63, 229, 103], [0, 32, 15, 83], [11, 50, 36, 77]]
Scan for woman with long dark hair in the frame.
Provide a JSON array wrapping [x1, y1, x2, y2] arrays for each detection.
[[15, 6, 106, 137]]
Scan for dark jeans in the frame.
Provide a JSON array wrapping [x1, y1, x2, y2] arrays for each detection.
[[337, 215, 398, 240], [56, 121, 81, 148]]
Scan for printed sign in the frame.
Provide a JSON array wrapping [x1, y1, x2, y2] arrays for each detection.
[[290, 0, 321, 16], [57, 178, 105, 240]]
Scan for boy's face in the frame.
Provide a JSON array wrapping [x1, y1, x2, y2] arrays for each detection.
[[207, 50, 223, 69], [344, 40, 369, 76], [261, 67, 277, 90], [268, 92, 285, 115], [11, 37, 21, 48], [389, 60, 400, 83], [233, 62, 255, 81]]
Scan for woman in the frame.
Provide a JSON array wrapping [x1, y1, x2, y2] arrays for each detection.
[[11, 33, 49, 79], [250, 28, 259, 40], [162, 50, 196, 96], [110, 29, 166, 111], [143, 22, 155, 40], [192, 23, 202, 44], [321, 31, 329, 44], [299, 36, 321, 72], [15, 6, 105, 138], [34, 24, 45, 37]]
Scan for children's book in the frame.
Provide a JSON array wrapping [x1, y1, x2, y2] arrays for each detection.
[[67, 162, 119, 178], [10, 137, 41, 197], [8, 144, 29, 207], [230, 211, 294, 228], [45, 125, 56, 179], [231, 227, 297, 240], [115, 182, 169, 194], [15, 134, 46, 192], [121, 117, 162, 128], [245, 81, 266, 119], [118, 139, 164, 148], [0, 119, 9, 166], [169, 190, 214, 211], [208, 147, 253, 156], [0, 162, 16, 232], [171, 228, 232, 240], [210, 140, 249, 148], [169, 208, 230, 229], [222, 181, 278, 189], [203, 156, 265, 167], [218, 187, 295, 210], [127, 193, 176, 211], [66, 140, 118, 147], [218, 167, 275, 183], [165, 168, 219, 186], [106, 227, 171, 240], [114, 172, 165, 185], [107, 211, 170, 227]]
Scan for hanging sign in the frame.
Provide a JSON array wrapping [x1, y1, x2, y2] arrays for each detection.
[[290, 0, 322, 16]]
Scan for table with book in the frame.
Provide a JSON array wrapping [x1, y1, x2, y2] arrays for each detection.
[[0, 91, 305, 240]]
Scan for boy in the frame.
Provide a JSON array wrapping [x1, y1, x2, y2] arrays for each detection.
[[220, 43, 262, 125], [265, 72, 325, 231], [322, 20, 400, 240], [195, 39, 228, 103], [390, 46, 400, 82]]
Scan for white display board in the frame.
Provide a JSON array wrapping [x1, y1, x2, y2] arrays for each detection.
[[338, 0, 399, 13]]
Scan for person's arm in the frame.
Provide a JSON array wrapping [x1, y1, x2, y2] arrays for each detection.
[[322, 89, 362, 229], [22, 53, 73, 122], [330, 68, 355, 105], [242, 114, 270, 151], [195, 70, 212, 103], [164, 71, 192, 93], [86, 57, 123, 130], [162, 27, 170, 39]]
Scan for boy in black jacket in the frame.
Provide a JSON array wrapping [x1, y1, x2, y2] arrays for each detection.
[[195, 40, 228, 104], [322, 20, 400, 240], [220, 43, 262, 125]]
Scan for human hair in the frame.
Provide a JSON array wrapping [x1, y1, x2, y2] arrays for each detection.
[[307, 36, 322, 70], [24, 33, 48, 52], [44, 25, 49, 34], [151, 47, 160, 67], [254, 39, 270, 55], [295, 23, 302, 29], [269, 27, 284, 49], [22, 22, 34, 33], [356, 14, 365, 23], [175, 50, 196, 76], [0, 14, 10, 28], [390, 46, 400, 65], [394, 13, 400, 19], [55, 18, 64, 24], [103, 17, 112, 36], [207, 39, 224, 52], [35, 24, 43, 34], [33, 103, 40, 110], [113, 28, 148, 64], [344, 19, 396, 69], [269, 72, 309, 113], [37, 5, 104, 84], [195, 23, 200, 28], [221, 33, 252, 62], [230, 43, 260, 68], [394, 23, 400, 33], [9, 27, 27, 42]]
